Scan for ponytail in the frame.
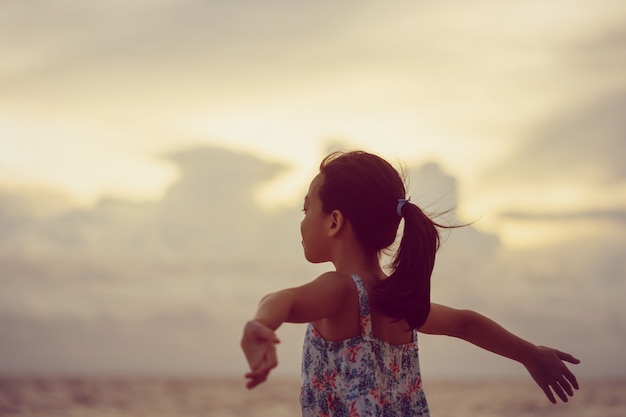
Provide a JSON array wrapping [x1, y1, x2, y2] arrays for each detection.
[[372, 202, 441, 329]]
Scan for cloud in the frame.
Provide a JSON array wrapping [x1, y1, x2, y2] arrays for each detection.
[[569, 20, 626, 77], [0, 1, 360, 85], [1, 0, 624, 380], [0, 146, 492, 372], [5, 1, 623, 107], [499, 208, 626, 224], [0, 311, 234, 375], [485, 92, 626, 186], [155, 146, 292, 256], [0, 145, 624, 379]]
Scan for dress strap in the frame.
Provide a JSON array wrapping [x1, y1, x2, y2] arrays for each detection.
[[350, 275, 373, 338]]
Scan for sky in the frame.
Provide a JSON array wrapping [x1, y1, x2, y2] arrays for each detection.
[[1, 0, 625, 380]]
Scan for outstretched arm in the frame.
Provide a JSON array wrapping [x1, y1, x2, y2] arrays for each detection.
[[241, 272, 353, 388], [419, 304, 580, 404]]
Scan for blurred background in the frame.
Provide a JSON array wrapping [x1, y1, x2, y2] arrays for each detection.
[[1, 0, 625, 383]]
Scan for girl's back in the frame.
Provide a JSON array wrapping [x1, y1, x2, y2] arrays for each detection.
[[301, 275, 429, 417], [311, 273, 413, 346]]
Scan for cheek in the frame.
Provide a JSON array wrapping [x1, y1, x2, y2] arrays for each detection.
[[300, 219, 307, 240]]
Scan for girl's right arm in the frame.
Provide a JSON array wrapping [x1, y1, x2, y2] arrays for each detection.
[[241, 272, 354, 388], [252, 271, 354, 329], [419, 303, 580, 403]]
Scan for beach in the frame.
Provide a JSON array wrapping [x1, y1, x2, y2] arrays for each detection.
[[0, 376, 623, 417]]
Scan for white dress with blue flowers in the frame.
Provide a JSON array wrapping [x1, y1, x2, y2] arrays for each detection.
[[300, 275, 430, 417]]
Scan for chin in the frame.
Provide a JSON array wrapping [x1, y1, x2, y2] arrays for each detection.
[[303, 252, 321, 264], [305, 254, 329, 264]]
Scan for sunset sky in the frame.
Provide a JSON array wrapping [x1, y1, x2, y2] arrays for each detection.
[[1, 0, 625, 379]]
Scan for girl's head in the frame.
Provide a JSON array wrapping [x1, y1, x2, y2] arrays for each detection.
[[317, 151, 405, 254], [316, 150, 442, 329]]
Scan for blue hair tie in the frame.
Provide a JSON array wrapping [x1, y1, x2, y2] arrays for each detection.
[[396, 197, 411, 217]]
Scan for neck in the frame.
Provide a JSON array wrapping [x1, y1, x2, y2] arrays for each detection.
[[331, 241, 385, 281]]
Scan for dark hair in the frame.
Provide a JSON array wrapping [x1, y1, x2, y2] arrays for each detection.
[[318, 150, 442, 329]]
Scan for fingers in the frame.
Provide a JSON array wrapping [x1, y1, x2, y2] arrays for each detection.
[[241, 319, 281, 387], [534, 347, 581, 403], [242, 333, 279, 389], [551, 381, 568, 403], [245, 352, 277, 390], [564, 368, 579, 390], [555, 349, 580, 395], [544, 373, 577, 403], [557, 350, 581, 365], [245, 371, 269, 389], [246, 347, 277, 375], [559, 377, 574, 397], [542, 382, 567, 404], [543, 376, 578, 404], [541, 385, 556, 404]]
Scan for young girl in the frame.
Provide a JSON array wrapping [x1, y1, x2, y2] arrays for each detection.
[[241, 150, 580, 416]]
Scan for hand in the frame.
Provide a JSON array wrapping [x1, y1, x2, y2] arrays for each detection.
[[241, 320, 280, 389], [523, 345, 580, 403]]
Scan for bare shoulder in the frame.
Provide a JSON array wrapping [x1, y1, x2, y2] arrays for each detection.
[[290, 271, 354, 300], [309, 272, 361, 339], [304, 271, 355, 295], [286, 271, 357, 324]]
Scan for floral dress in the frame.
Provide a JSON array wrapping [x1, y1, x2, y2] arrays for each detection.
[[300, 275, 430, 417]]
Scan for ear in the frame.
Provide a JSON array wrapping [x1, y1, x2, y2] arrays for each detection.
[[327, 209, 345, 237]]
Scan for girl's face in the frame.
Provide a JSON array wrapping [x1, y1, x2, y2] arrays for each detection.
[[300, 174, 331, 263]]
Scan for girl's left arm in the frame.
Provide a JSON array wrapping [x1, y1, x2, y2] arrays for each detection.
[[419, 303, 581, 404]]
